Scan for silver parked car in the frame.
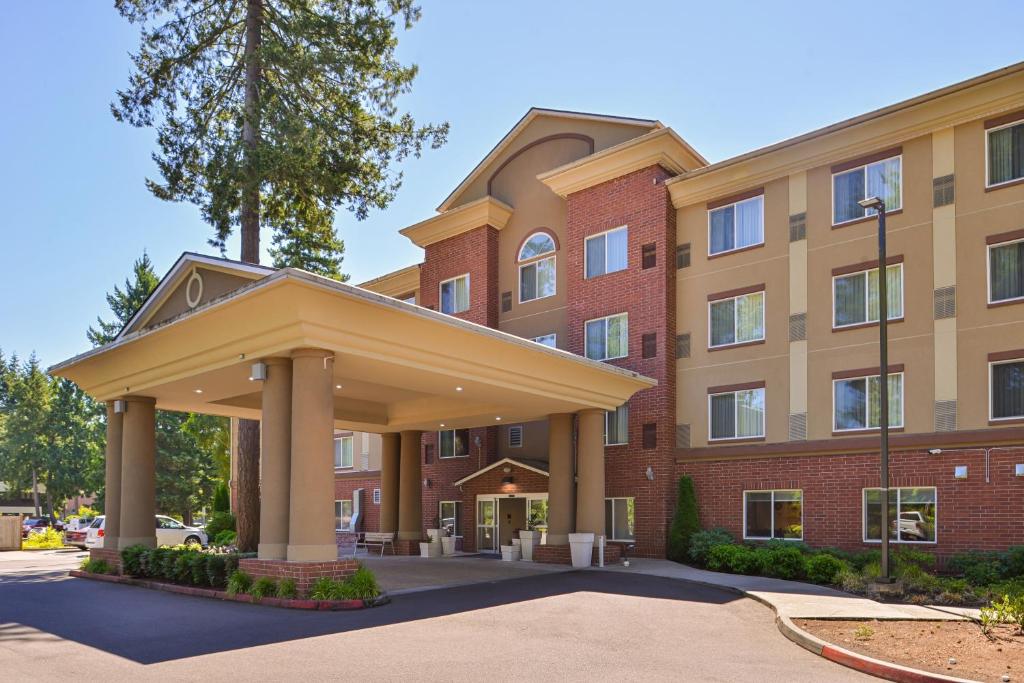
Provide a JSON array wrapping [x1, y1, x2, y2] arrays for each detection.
[[85, 515, 208, 548]]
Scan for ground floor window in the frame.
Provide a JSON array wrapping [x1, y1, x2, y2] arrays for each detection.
[[528, 498, 548, 530], [604, 497, 635, 541], [335, 499, 353, 531], [863, 487, 936, 543], [744, 490, 802, 540], [439, 428, 470, 458], [440, 501, 462, 537]]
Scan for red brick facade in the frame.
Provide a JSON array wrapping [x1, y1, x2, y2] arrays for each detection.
[[418, 225, 499, 327], [421, 427, 499, 535], [458, 461, 550, 552], [333, 473, 381, 533], [565, 165, 678, 558], [677, 447, 1024, 560], [239, 557, 359, 596]]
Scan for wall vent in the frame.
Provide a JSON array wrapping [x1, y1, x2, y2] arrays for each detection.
[[789, 212, 807, 242], [933, 174, 955, 207], [508, 425, 523, 448], [934, 286, 956, 319], [935, 400, 957, 432], [789, 313, 807, 342], [642, 243, 657, 269], [788, 412, 807, 441], [642, 332, 657, 359], [642, 423, 657, 449], [676, 333, 691, 359], [676, 243, 691, 269], [501, 291, 512, 313], [675, 424, 691, 449]]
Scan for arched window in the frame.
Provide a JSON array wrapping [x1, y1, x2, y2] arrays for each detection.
[[518, 231, 557, 303]]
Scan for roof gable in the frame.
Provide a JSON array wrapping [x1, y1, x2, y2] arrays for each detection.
[[451, 457, 549, 486]]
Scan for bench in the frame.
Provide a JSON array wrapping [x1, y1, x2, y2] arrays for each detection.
[[356, 532, 395, 557]]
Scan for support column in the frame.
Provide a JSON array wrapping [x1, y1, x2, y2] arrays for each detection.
[[379, 433, 400, 534], [546, 413, 574, 545], [118, 396, 156, 549], [575, 409, 605, 539], [287, 348, 336, 562], [397, 430, 423, 541], [258, 357, 292, 559], [103, 401, 125, 549]]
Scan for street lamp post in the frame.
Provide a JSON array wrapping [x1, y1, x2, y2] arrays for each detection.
[[858, 195, 892, 583]]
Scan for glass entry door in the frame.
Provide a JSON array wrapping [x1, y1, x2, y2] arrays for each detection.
[[477, 498, 497, 552]]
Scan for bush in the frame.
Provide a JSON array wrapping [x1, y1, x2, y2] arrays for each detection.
[[276, 578, 298, 599], [848, 549, 881, 571], [1005, 547, 1024, 578], [341, 566, 380, 600], [188, 553, 209, 586], [837, 567, 866, 592], [667, 477, 700, 563], [213, 530, 237, 547], [23, 528, 64, 549], [893, 546, 935, 572], [212, 482, 231, 514], [947, 550, 1006, 585], [204, 511, 236, 539], [688, 528, 734, 566], [249, 576, 277, 602], [80, 558, 113, 574], [205, 554, 229, 588], [706, 544, 742, 573], [120, 545, 146, 576], [226, 570, 252, 596], [765, 545, 806, 580], [806, 553, 846, 585], [309, 577, 338, 600]]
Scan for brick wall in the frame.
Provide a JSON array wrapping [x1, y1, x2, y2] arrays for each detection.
[[239, 558, 359, 597], [419, 225, 499, 327], [565, 165, 678, 558], [459, 461, 549, 552], [421, 427, 498, 538], [88, 547, 123, 574], [334, 473, 381, 534], [677, 446, 1024, 559]]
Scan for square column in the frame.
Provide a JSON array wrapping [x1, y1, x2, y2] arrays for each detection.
[[286, 348, 337, 562], [378, 433, 400, 534], [258, 357, 292, 559], [575, 409, 605, 539], [397, 430, 423, 541], [546, 413, 575, 545], [118, 396, 157, 549], [103, 401, 124, 549]]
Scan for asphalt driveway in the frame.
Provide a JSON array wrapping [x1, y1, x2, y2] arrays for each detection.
[[0, 551, 870, 681]]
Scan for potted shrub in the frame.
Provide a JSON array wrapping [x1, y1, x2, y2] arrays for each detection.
[[419, 537, 441, 558], [440, 531, 456, 556], [518, 529, 538, 561]]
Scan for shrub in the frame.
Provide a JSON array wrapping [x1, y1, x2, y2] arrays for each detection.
[[837, 567, 866, 592], [806, 553, 846, 585], [23, 528, 64, 549], [188, 553, 209, 586], [766, 545, 806, 580], [667, 477, 700, 563], [160, 548, 180, 580], [341, 566, 380, 600], [706, 544, 742, 573], [276, 578, 298, 599], [212, 482, 231, 514], [173, 552, 198, 583], [80, 558, 113, 574], [988, 593, 1024, 634], [249, 577, 277, 602], [204, 511, 236, 539], [688, 528, 734, 566], [892, 546, 935, 572], [848, 549, 881, 571], [205, 554, 229, 589], [1004, 546, 1024, 579], [226, 570, 252, 596], [120, 545, 147, 576], [860, 560, 882, 581], [213, 530, 237, 547], [309, 577, 339, 600], [947, 550, 1005, 585]]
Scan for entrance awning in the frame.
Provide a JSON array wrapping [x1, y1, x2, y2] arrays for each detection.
[[51, 256, 655, 432]]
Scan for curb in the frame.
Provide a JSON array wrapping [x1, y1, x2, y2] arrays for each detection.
[[69, 570, 390, 610]]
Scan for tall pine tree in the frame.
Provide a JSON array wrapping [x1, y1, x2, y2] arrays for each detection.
[[113, 0, 447, 550]]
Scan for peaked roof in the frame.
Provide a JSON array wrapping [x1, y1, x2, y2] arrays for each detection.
[[451, 457, 550, 486], [437, 107, 662, 212]]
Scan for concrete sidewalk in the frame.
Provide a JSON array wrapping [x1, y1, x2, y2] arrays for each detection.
[[600, 559, 969, 620]]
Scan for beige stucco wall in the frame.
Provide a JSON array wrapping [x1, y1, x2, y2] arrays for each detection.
[[144, 267, 258, 330]]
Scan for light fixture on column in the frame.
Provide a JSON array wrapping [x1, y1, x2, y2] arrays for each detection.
[[423, 478, 431, 488], [249, 361, 268, 381], [114, 399, 127, 414]]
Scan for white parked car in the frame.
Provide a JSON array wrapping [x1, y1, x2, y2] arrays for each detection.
[[85, 515, 208, 549]]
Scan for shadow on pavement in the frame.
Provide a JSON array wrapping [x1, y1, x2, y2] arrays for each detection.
[[0, 567, 742, 665]]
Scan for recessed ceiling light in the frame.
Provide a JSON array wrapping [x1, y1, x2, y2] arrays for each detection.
[[335, 384, 343, 389], [440, 423, 446, 428], [194, 389, 203, 394], [455, 386, 463, 392], [495, 416, 502, 421]]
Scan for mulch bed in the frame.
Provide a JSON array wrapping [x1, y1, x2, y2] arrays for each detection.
[[69, 570, 389, 611], [796, 618, 1024, 682]]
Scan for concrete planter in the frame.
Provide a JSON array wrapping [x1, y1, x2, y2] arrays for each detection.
[[440, 536, 456, 556], [419, 541, 441, 558], [426, 529, 444, 543], [518, 530, 538, 561], [500, 544, 521, 562], [568, 532, 595, 568]]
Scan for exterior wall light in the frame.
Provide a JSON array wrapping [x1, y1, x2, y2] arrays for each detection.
[[113, 399, 127, 414], [501, 475, 514, 484], [249, 361, 268, 381], [646, 466, 655, 481], [954, 466, 968, 479]]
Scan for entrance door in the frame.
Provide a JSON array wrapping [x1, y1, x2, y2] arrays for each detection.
[[497, 497, 526, 547], [477, 499, 497, 552]]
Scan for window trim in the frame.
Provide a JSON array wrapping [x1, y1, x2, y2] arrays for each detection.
[[583, 226, 628, 279], [438, 273, 470, 315], [584, 312, 629, 361], [986, 236, 1024, 306], [707, 385, 766, 442], [532, 333, 557, 347], [831, 371, 905, 433], [605, 404, 629, 446], [707, 289, 767, 349], [831, 153, 903, 227], [706, 193, 765, 257], [985, 116, 1024, 189], [831, 262, 905, 330], [604, 497, 635, 542], [334, 435, 354, 469], [989, 357, 1024, 422], [862, 487, 937, 545], [742, 489, 804, 541], [334, 499, 353, 531], [438, 428, 470, 459]]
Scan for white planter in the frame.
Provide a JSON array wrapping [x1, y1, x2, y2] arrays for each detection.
[[500, 544, 521, 562], [426, 529, 444, 543], [518, 530, 538, 561], [511, 538, 521, 547], [441, 536, 456, 556], [419, 541, 441, 558], [568, 532, 595, 568]]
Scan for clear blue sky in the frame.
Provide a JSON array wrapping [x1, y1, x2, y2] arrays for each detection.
[[1, 1, 1021, 368]]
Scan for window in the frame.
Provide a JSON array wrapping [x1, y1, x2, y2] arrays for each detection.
[[989, 238, 1024, 304], [987, 118, 1024, 187], [585, 226, 628, 278], [833, 263, 903, 328], [744, 490, 802, 540], [439, 501, 462, 537], [334, 435, 353, 468], [334, 500, 353, 531], [605, 404, 629, 446], [709, 290, 765, 347], [833, 372, 904, 431], [585, 313, 628, 360], [528, 498, 548, 530], [833, 154, 902, 224], [518, 232, 556, 303], [709, 194, 763, 256], [440, 274, 470, 314], [604, 498, 635, 541], [864, 487, 936, 543], [439, 428, 470, 458], [533, 333, 557, 347], [372, 488, 381, 505], [709, 387, 765, 440], [508, 425, 523, 448], [991, 359, 1024, 421]]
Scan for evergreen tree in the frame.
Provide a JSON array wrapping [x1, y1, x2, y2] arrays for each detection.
[[113, 0, 447, 550], [87, 252, 160, 346], [2, 355, 53, 516]]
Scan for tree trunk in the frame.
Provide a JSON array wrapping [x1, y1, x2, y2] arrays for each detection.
[[31, 468, 40, 517], [184, 508, 193, 527], [234, 0, 264, 554]]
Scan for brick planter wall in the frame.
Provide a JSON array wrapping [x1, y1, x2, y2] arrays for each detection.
[[89, 547, 123, 574], [239, 558, 359, 597]]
